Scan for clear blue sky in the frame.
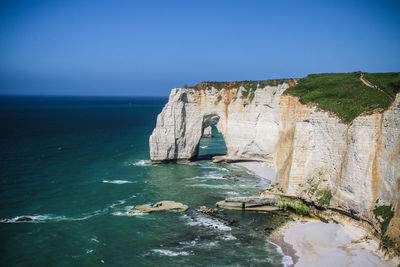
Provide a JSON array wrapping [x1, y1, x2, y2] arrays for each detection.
[[1, 0, 399, 96]]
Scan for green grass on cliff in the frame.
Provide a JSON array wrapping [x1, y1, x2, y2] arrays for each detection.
[[283, 72, 399, 123], [363, 72, 400, 99]]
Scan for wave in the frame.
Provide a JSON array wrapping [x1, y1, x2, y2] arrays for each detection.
[[184, 213, 231, 231], [220, 233, 237, 240], [151, 249, 191, 257], [189, 184, 233, 189], [182, 214, 238, 243], [2, 196, 136, 223], [184, 173, 226, 181], [1, 215, 67, 223], [267, 240, 294, 267], [225, 191, 240, 196], [102, 180, 133, 184], [0, 214, 96, 223], [111, 206, 148, 217], [200, 165, 228, 171], [126, 159, 148, 166]]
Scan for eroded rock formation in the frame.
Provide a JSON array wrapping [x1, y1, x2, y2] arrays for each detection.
[[150, 82, 291, 162], [149, 81, 400, 251]]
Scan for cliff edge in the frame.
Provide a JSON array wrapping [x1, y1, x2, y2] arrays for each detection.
[[149, 73, 400, 254]]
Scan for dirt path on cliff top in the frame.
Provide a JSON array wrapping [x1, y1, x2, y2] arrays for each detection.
[[360, 73, 394, 100]]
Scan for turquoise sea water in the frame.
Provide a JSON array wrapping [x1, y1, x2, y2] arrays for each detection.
[[0, 96, 289, 266]]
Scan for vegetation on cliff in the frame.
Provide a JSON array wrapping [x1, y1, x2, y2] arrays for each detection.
[[373, 205, 396, 250], [183, 79, 293, 101], [184, 79, 291, 91], [284, 72, 400, 123], [278, 199, 310, 215], [363, 72, 400, 100], [183, 72, 399, 122], [317, 189, 332, 206]]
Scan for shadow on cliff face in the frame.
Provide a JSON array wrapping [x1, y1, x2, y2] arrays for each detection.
[[197, 125, 227, 161], [197, 153, 226, 160]]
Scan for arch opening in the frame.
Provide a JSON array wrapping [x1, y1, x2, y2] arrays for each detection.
[[197, 114, 227, 160]]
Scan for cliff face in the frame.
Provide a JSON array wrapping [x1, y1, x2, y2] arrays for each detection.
[[149, 83, 400, 249], [150, 82, 291, 162], [275, 93, 400, 249]]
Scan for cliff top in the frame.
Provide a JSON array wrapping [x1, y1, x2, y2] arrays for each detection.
[[182, 72, 399, 123], [183, 79, 298, 91], [182, 79, 299, 101], [284, 72, 400, 123]]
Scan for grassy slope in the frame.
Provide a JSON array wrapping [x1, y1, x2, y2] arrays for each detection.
[[284, 72, 398, 123], [363, 72, 400, 99]]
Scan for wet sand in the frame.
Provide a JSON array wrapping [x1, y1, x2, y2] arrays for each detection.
[[232, 161, 275, 182]]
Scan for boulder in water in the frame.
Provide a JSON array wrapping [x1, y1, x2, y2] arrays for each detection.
[[130, 200, 189, 213], [16, 216, 33, 222]]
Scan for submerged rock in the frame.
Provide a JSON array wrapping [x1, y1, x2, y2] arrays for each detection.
[[199, 206, 218, 216], [15, 216, 33, 222], [130, 200, 189, 213]]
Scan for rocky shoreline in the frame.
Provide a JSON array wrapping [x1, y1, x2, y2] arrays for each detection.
[[226, 161, 400, 266]]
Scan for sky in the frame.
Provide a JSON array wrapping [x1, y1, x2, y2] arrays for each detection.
[[0, 0, 399, 96]]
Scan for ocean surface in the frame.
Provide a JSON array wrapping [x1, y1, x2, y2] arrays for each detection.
[[0, 96, 290, 266]]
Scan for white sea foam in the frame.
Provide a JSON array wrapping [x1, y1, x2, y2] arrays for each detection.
[[111, 206, 147, 216], [1, 215, 65, 223], [189, 183, 233, 189], [199, 165, 228, 172], [102, 180, 133, 184], [0, 214, 92, 223], [267, 240, 294, 267], [202, 241, 220, 247], [185, 213, 231, 231], [184, 173, 226, 181], [126, 159, 148, 166], [151, 249, 191, 257], [180, 239, 220, 249], [220, 234, 237, 241], [2, 196, 136, 223], [200, 145, 208, 149], [179, 240, 197, 248], [111, 210, 146, 216]]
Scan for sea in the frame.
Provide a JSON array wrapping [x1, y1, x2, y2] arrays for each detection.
[[0, 96, 292, 266]]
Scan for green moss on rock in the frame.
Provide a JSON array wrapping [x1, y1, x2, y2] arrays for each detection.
[[373, 205, 396, 250], [373, 205, 394, 236], [317, 190, 332, 206], [278, 199, 309, 216]]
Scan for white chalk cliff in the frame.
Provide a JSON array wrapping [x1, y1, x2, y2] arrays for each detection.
[[149, 80, 400, 251]]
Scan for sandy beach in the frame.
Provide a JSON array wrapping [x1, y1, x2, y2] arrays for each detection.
[[232, 161, 397, 266], [273, 220, 398, 267], [232, 161, 275, 182]]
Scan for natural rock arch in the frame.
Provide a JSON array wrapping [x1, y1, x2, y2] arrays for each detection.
[[149, 86, 285, 163]]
